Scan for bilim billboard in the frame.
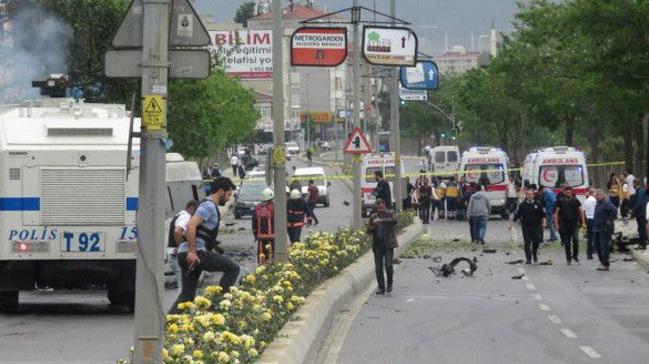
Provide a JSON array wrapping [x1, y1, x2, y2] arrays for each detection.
[[209, 30, 273, 79]]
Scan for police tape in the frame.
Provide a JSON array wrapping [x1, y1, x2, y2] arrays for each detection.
[[205, 161, 627, 184]]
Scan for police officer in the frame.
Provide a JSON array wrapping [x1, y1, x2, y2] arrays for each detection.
[[170, 177, 240, 313], [253, 188, 275, 264], [513, 189, 546, 264], [553, 186, 586, 265], [287, 189, 307, 243]]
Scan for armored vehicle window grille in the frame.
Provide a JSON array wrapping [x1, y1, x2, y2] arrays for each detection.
[[47, 128, 113, 137], [9, 168, 20, 180], [41, 169, 125, 225]]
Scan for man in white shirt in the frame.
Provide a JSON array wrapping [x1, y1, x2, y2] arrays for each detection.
[[582, 188, 597, 260], [168, 200, 198, 290], [230, 154, 239, 176], [625, 170, 636, 196]]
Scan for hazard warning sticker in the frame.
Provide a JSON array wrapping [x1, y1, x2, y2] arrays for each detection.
[[142, 95, 165, 130]]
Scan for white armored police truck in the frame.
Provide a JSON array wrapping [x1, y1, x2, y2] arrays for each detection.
[[0, 78, 140, 312]]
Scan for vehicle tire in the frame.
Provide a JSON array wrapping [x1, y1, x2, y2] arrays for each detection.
[[324, 197, 330, 207], [108, 286, 135, 312], [501, 213, 510, 220], [0, 291, 19, 313]]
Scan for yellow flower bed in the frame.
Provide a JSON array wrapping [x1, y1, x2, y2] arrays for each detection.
[[159, 229, 370, 364]]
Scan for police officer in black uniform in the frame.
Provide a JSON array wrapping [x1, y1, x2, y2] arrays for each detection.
[[513, 189, 546, 264]]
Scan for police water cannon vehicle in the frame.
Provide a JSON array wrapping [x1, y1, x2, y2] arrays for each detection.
[[0, 75, 140, 312]]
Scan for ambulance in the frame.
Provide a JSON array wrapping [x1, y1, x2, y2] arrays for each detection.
[[460, 147, 510, 218], [428, 145, 460, 176], [360, 153, 404, 216], [0, 81, 140, 312], [521, 146, 589, 201]]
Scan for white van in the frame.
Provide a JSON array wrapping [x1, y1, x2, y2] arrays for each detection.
[[522, 146, 589, 201], [0, 97, 139, 312], [428, 145, 460, 176], [294, 166, 330, 206], [361, 153, 405, 216], [460, 147, 510, 218]]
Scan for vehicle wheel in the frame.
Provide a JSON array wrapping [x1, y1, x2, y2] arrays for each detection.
[[501, 213, 510, 220], [324, 197, 330, 207], [108, 286, 135, 312], [0, 291, 19, 313]]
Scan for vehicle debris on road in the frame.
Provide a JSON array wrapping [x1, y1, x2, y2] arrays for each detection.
[[429, 257, 478, 277]]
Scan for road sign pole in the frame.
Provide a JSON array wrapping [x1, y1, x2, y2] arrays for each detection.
[[352, 1, 363, 230], [272, 0, 288, 262], [390, 0, 403, 212], [133, 0, 169, 363]]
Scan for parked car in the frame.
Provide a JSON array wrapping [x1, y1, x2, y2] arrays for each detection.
[[234, 180, 269, 219], [285, 141, 300, 155]]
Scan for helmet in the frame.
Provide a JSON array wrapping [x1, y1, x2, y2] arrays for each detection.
[[290, 189, 302, 199], [260, 188, 274, 202], [286, 186, 291, 194]]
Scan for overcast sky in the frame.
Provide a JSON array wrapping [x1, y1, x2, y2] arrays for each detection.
[[193, 0, 522, 54]]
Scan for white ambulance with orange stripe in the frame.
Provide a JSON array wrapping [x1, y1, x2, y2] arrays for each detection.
[[522, 146, 589, 202], [460, 147, 510, 218]]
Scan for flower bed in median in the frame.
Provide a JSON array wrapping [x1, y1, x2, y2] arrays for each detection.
[[122, 212, 414, 364]]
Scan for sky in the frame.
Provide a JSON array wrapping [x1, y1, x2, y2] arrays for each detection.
[[193, 0, 523, 54]]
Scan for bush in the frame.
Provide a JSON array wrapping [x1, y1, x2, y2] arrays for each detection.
[[156, 230, 370, 364]]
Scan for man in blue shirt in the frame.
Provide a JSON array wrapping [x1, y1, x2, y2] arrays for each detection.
[[170, 177, 240, 313], [592, 189, 618, 271], [542, 186, 558, 241]]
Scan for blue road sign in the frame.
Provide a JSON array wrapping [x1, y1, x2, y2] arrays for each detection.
[[399, 61, 439, 90]]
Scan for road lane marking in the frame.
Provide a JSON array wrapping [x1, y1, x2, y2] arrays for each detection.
[[561, 328, 577, 338], [532, 293, 542, 300], [526, 283, 536, 290], [522, 276, 530, 281], [539, 303, 551, 311], [580, 346, 602, 359], [518, 267, 526, 274], [548, 315, 562, 324]]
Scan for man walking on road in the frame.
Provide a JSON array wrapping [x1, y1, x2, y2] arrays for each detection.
[[583, 188, 597, 260], [468, 185, 491, 244], [513, 189, 546, 264], [230, 153, 239, 176], [631, 179, 647, 249], [170, 177, 240, 313], [592, 189, 618, 271], [374, 170, 392, 207], [367, 199, 398, 295], [554, 186, 586, 265], [306, 180, 320, 226], [418, 178, 432, 224]]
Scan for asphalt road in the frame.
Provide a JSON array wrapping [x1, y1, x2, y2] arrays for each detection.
[[0, 156, 355, 364], [336, 220, 649, 364]]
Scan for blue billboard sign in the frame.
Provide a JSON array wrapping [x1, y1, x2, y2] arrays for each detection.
[[399, 61, 439, 90]]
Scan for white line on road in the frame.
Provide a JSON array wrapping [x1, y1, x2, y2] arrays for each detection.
[[532, 293, 543, 300], [526, 283, 536, 290], [518, 267, 526, 274], [580, 346, 602, 359], [522, 276, 530, 281], [548, 315, 562, 324], [539, 303, 551, 311], [561, 328, 577, 338]]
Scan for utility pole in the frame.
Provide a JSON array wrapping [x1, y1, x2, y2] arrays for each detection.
[[390, 0, 403, 212], [134, 0, 168, 362], [272, 0, 288, 261], [351, 0, 362, 230]]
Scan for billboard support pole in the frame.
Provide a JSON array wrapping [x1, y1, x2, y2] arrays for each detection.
[[390, 0, 403, 212], [272, 0, 288, 262]]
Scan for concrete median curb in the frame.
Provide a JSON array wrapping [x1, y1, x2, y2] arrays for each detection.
[[257, 220, 425, 364]]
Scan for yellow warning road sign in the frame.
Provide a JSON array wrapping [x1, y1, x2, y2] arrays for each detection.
[[142, 95, 165, 130]]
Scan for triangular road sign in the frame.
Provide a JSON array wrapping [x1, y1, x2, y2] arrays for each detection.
[[112, 0, 144, 48], [343, 127, 372, 154]]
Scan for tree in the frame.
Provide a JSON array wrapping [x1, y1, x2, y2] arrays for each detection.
[[167, 69, 259, 161], [234, 1, 256, 27]]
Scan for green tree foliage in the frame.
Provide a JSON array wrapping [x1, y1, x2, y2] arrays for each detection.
[[234, 1, 256, 27], [167, 69, 259, 161]]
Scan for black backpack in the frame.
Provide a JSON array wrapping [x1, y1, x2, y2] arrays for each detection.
[[168, 212, 182, 248]]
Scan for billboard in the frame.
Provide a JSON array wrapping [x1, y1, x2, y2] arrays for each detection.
[[400, 61, 439, 90], [209, 30, 273, 79], [291, 27, 348, 67], [300, 112, 334, 123], [362, 26, 417, 66]]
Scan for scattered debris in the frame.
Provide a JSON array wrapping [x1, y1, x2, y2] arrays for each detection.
[[225, 222, 235, 226], [451, 238, 460, 242], [432, 256, 443, 262], [623, 257, 634, 262], [343, 201, 351, 206], [429, 257, 478, 277], [473, 257, 478, 263], [506, 259, 525, 265], [392, 258, 402, 265], [422, 254, 432, 259], [483, 248, 497, 254], [511, 274, 525, 280], [610, 258, 618, 263], [238, 227, 246, 231], [539, 260, 553, 266]]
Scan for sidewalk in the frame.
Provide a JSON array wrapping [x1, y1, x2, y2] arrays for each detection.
[[614, 219, 649, 269]]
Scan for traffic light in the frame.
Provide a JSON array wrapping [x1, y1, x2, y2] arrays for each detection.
[[441, 132, 446, 138], [400, 100, 406, 106]]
